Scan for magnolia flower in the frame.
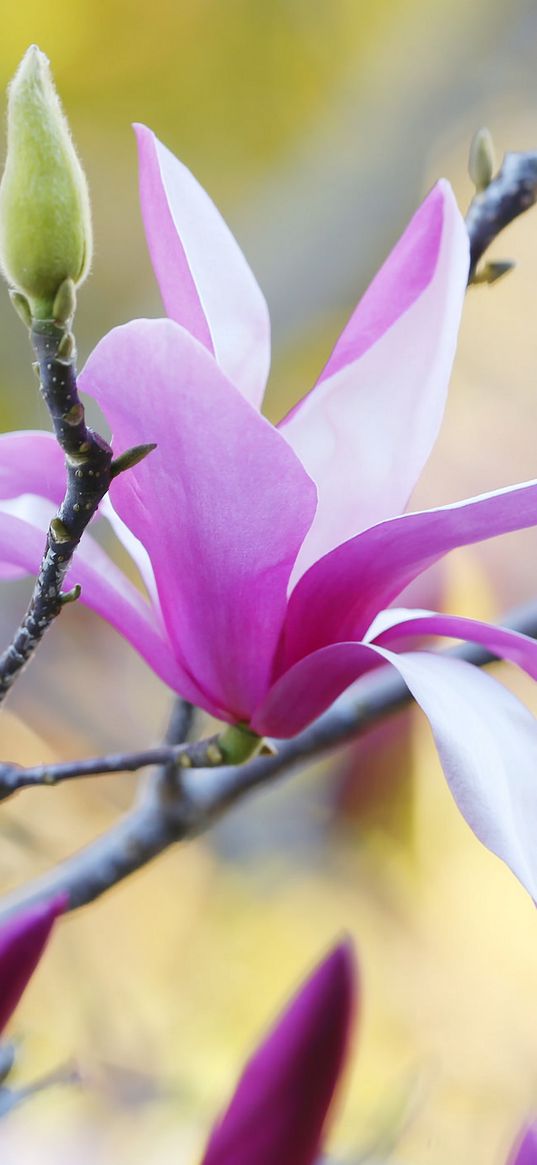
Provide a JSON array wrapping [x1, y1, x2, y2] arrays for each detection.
[[200, 942, 354, 1165], [3, 130, 537, 895], [0, 896, 64, 1036]]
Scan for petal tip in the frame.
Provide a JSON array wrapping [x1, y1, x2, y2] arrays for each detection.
[[313, 937, 358, 1032], [0, 892, 67, 1035], [132, 121, 152, 145]]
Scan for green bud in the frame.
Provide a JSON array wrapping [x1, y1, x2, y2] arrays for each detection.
[[49, 517, 71, 544], [0, 46, 92, 319], [60, 583, 81, 605], [9, 289, 31, 328], [52, 276, 76, 324], [468, 127, 495, 193], [471, 259, 514, 286], [110, 443, 157, 479], [218, 723, 266, 765]]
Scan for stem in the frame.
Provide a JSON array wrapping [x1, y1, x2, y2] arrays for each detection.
[[466, 149, 537, 280], [2, 597, 537, 919], [0, 733, 234, 797], [0, 311, 113, 699]]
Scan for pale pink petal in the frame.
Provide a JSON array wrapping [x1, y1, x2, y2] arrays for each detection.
[[256, 643, 537, 899], [135, 124, 270, 409], [0, 494, 55, 579], [0, 428, 210, 705], [67, 530, 195, 698], [0, 430, 209, 701], [0, 430, 64, 579], [0, 561, 25, 580], [100, 496, 159, 608], [80, 318, 317, 723], [0, 430, 65, 504], [281, 182, 469, 577], [380, 649, 537, 902], [0, 895, 66, 1035], [201, 943, 355, 1165], [0, 509, 198, 701], [368, 608, 537, 678], [282, 479, 537, 667], [0, 431, 63, 578]]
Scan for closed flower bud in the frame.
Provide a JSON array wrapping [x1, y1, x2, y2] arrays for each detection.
[[0, 46, 92, 319], [468, 127, 495, 193]]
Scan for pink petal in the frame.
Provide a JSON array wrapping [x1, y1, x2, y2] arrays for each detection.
[[0, 509, 193, 700], [0, 495, 56, 579], [0, 431, 60, 578], [257, 643, 537, 899], [368, 608, 537, 678], [79, 318, 317, 723], [0, 431, 66, 579], [254, 641, 379, 738], [0, 430, 65, 504], [281, 479, 537, 668], [201, 943, 356, 1165], [280, 182, 469, 577], [383, 649, 537, 900], [100, 496, 160, 608], [0, 430, 209, 705], [507, 1124, 537, 1165], [0, 895, 66, 1034], [135, 124, 270, 409]]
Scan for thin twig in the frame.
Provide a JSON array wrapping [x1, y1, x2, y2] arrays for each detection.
[[466, 149, 537, 280], [0, 734, 228, 798], [2, 597, 537, 919], [1, 599, 536, 800], [0, 1060, 80, 1119]]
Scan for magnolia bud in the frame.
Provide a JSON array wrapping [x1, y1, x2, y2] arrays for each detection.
[[468, 127, 495, 193], [0, 46, 92, 319]]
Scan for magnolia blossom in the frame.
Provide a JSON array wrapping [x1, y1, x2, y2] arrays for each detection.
[[200, 942, 354, 1165], [0, 896, 64, 1035], [3, 130, 537, 895]]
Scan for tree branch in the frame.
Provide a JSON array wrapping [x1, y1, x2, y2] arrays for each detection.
[[0, 307, 114, 700], [2, 597, 537, 920], [1, 598, 536, 800], [466, 148, 537, 280], [0, 734, 231, 797]]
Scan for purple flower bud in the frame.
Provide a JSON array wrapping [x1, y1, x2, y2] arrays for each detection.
[[201, 941, 356, 1165], [0, 895, 66, 1035]]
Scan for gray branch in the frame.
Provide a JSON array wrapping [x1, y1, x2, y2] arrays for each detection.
[[0, 732, 232, 797], [466, 148, 537, 280], [1, 599, 537, 921], [0, 307, 113, 699], [0, 300, 154, 702]]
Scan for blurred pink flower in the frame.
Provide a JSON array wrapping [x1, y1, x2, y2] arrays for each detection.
[[3, 131, 537, 896], [200, 942, 355, 1165], [0, 896, 64, 1035], [507, 1123, 537, 1165]]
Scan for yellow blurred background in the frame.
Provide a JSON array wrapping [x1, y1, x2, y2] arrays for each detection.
[[1, 0, 537, 1161]]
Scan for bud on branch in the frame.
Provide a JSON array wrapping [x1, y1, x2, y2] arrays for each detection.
[[0, 45, 92, 320]]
